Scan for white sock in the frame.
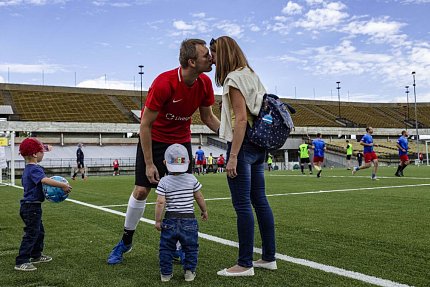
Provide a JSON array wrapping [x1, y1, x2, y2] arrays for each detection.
[[124, 193, 146, 230]]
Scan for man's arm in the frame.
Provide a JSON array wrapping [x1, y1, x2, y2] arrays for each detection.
[[154, 194, 166, 231], [199, 106, 220, 133], [140, 107, 160, 184]]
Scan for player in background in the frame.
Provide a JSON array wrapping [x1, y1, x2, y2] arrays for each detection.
[[217, 154, 225, 173], [195, 146, 205, 175], [267, 153, 273, 172], [352, 127, 379, 180], [299, 141, 312, 175], [113, 159, 120, 176], [312, 133, 326, 178], [207, 153, 215, 173], [72, 143, 85, 180], [395, 130, 410, 177], [346, 140, 353, 170]]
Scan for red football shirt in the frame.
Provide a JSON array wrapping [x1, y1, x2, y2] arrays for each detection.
[[143, 67, 214, 143]]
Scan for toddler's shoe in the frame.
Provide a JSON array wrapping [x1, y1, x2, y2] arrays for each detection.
[[31, 254, 52, 264], [161, 274, 173, 282], [14, 262, 37, 271], [184, 270, 196, 282]]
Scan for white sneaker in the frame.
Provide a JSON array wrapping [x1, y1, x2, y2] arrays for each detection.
[[161, 274, 173, 282], [253, 260, 277, 270], [184, 270, 196, 281], [31, 255, 52, 264], [14, 262, 37, 271]]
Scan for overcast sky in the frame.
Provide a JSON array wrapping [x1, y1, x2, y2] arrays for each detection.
[[1, 0, 429, 103]]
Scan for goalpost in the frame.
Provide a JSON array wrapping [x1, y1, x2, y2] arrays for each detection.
[[426, 140, 430, 166], [0, 131, 16, 186]]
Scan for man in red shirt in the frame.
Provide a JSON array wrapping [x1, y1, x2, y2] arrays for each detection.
[[108, 39, 220, 265]]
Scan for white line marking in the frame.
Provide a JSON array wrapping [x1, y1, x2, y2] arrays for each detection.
[[266, 183, 430, 197], [9, 184, 414, 286], [99, 183, 430, 208], [66, 197, 413, 287], [270, 174, 430, 180]]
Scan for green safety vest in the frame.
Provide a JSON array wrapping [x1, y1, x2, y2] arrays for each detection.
[[299, 143, 310, 158], [267, 155, 273, 164], [347, 143, 353, 155]]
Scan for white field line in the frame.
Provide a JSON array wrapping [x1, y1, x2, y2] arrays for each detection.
[[99, 183, 430, 208], [270, 174, 430, 180], [100, 197, 233, 208], [9, 184, 414, 287]]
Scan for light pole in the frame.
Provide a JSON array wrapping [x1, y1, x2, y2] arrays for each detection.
[[138, 65, 144, 110], [336, 81, 341, 118], [405, 85, 410, 120], [412, 71, 419, 162]]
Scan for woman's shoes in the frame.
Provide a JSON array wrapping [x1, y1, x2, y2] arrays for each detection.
[[253, 260, 277, 270], [217, 267, 254, 277]]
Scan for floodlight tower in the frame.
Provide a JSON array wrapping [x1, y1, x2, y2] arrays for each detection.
[[138, 65, 144, 110], [405, 85, 410, 120], [412, 71, 419, 162], [336, 81, 341, 118]]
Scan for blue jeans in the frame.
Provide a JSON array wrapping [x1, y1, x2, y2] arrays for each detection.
[[16, 203, 45, 265], [159, 218, 199, 275], [227, 139, 276, 268]]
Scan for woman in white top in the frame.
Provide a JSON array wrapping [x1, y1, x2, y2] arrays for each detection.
[[210, 36, 277, 277]]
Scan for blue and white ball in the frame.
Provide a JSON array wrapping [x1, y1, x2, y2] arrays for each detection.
[[43, 176, 69, 203]]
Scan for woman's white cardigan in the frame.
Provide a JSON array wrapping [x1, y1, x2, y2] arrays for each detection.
[[219, 67, 266, 142]]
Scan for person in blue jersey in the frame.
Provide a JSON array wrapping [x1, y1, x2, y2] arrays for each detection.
[[154, 144, 208, 282], [352, 127, 379, 180], [195, 146, 205, 175], [395, 130, 410, 177], [311, 133, 326, 178]]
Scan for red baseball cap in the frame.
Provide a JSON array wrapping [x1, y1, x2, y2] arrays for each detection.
[[19, 138, 49, 156]]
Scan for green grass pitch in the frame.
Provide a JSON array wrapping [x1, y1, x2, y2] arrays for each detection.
[[1, 165, 430, 287]]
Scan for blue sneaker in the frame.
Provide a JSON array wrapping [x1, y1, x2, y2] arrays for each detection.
[[107, 240, 132, 265], [173, 248, 185, 265]]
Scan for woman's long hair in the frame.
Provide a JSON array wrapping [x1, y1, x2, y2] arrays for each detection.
[[211, 36, 253, 87]]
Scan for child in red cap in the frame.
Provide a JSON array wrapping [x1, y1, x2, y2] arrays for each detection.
[[15, 138, 72, 271]]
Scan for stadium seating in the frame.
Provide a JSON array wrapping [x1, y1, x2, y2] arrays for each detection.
[[10, 90, 132, 123], [1, 83, 429, 128]]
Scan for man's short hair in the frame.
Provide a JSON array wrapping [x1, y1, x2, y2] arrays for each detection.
[[316, 133, 321, 137], [179, 39, 206, 68]]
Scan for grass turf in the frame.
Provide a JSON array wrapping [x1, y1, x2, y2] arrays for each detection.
[[1, 165, 429, 286]]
